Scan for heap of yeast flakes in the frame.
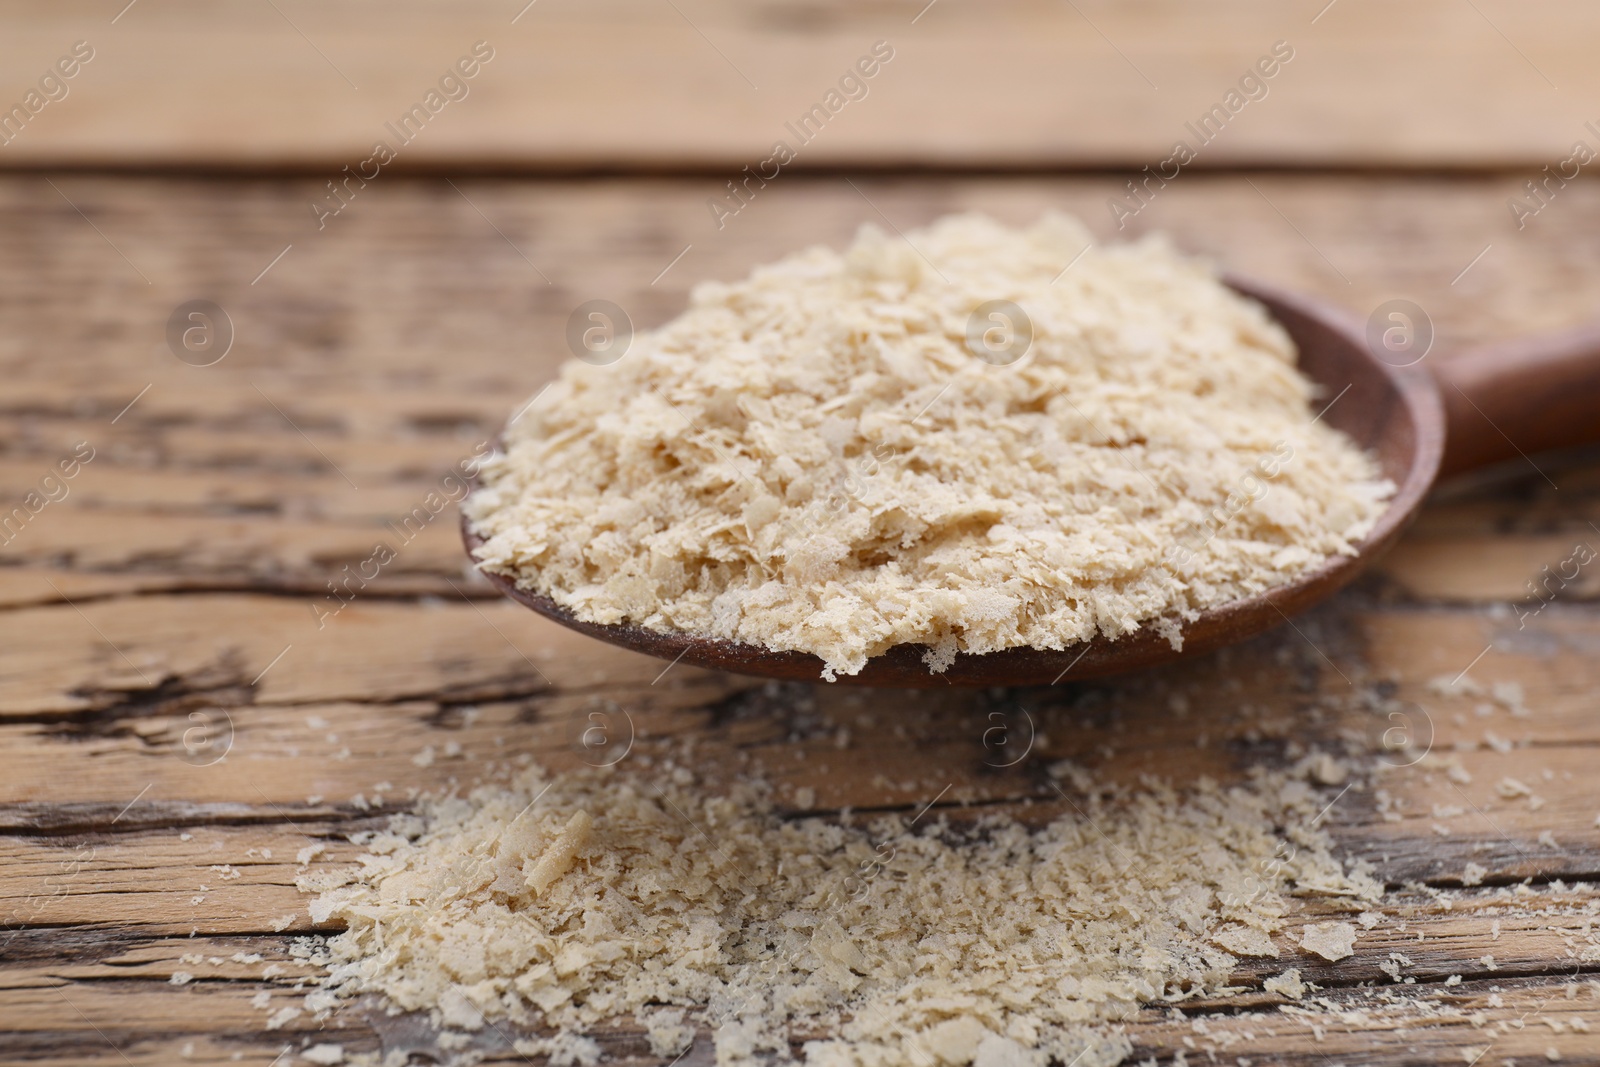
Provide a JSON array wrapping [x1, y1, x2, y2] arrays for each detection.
[[466, 213, 1393, 679], [296, 756, 1379, 1067]]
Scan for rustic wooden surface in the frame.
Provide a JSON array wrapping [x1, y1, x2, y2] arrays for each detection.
[[3, 173, 1600, 1065], [3, 0, 1600, 169]]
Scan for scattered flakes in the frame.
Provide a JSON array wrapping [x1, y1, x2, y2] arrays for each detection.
[[1310, 753, 1347, 786], [1263, 969, 1305, 1001], [641, 1007, 696, 1058], [271, 914, 297, 932], [513, 1033, 602, 1066], [1462, 862, 1488, 887], [296, 844, 326, 866], [412, 745, 436, 768], [1480, 954, 1498, 971], [1298, 922, 1358, 963], [1539, 830, 1560, 849], [300, 1045, 344, 1066], [251, 990, 272, 1010], [209, 864, 242, 881], [297, 759, 1378, 1061], [1446, 974, 1463, 986], [1379, 952, 1414, 982], [1496, 777, 1533, 799], [169, 971, 194, 986], [793, 786, 817, 809]]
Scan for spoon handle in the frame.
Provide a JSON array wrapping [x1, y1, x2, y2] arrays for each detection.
[[1433, 323, 1600, 477]]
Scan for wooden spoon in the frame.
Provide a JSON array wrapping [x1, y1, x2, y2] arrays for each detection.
[[461, 275, 1600, 686]]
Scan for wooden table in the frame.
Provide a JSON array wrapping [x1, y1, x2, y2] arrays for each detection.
[[4, 4, 1600, 1065]]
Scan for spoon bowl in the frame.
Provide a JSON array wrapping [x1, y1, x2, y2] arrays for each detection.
[[464, 274, 1599, 686]]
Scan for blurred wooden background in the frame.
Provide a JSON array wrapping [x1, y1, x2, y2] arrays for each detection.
[[0, 0, 1595, 169]]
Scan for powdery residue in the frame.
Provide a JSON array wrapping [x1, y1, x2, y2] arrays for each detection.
[[466, 212, 1392, 679]]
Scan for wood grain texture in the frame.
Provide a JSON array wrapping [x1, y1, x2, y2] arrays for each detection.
[[3, 175, 1600, 1064], [1, 0, 1599, 169]]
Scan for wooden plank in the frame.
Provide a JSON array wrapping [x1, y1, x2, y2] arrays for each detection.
[[2, 1, 1600, 169], [0, 595, 744, 716]]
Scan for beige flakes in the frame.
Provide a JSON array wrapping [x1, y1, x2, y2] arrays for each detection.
[[1309, 753, 1347, 786], [300, 1045, 344, 1066], [1298, 922, 1358, 962], [265, 1006, 300, 1030], [1263, 969, 1306, 1001], [512, 1033, 603, 1066], [467, 213, 1392, 680], [641, 1007, 696, 1058], [1212, 924, 1278, 958], [297, 754, 1377, 1066], [524, 809, 593, 896]]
